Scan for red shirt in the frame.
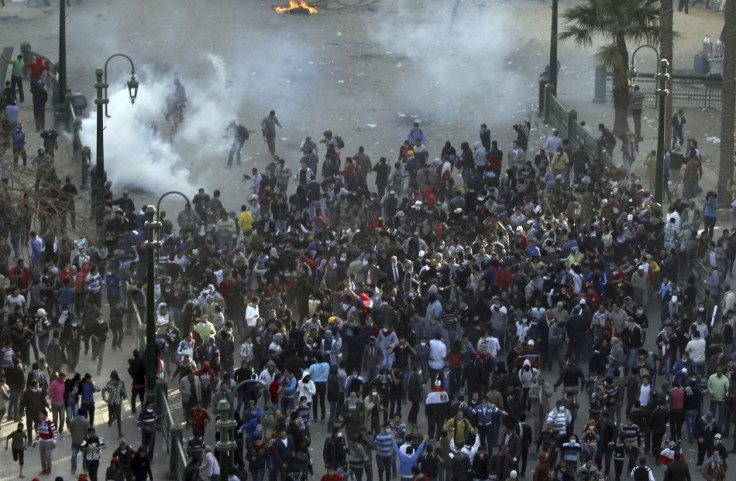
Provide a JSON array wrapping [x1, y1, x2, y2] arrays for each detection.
[[448, 352, 463, 368], [321, 474, 344, 481], [269, 380, 280, 404], [668, 387, 685, 411], [189, 408, 210, 433]]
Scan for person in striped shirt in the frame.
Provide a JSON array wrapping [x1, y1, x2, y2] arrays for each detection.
[[374, 422, 393, 481], [620, 416, 643, 472], [137, 400, 157, 460], [32, 409, 57, 474]]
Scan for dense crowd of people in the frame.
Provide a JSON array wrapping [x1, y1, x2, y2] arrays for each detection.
[[0, 75, 733, 481]]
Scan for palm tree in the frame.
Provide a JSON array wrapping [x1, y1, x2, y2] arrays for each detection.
[[659, 0, 673, 152], [718, 0, 735, 202], [560, 0, 660, 137]]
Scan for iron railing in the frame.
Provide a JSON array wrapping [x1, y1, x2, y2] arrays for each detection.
[[607, 71, 723, 108], [540, 82, 615, 170], [129, 295, 188, 478]]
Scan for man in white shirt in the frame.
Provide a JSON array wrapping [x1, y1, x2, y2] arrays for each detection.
[[685, 330, 707, 374], [428, 334, 446, 380], [244, 297, 260, 328]]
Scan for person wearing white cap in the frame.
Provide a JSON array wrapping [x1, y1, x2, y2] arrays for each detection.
[[630, 264, 650, 308]]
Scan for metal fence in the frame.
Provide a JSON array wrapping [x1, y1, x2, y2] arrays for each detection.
[[606, 71, 723, 108], [539, 82, 615, 169]]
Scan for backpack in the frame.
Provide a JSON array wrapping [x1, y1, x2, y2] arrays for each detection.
[[334, 135, 345, 149], [633, 466, 651, 481], [237, 125, 249, 141]]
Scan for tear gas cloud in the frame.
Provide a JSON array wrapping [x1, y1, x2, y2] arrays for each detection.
[[367, 0, 535, 128], [80, 45, 322, 198], [78, 0, 535, 197]]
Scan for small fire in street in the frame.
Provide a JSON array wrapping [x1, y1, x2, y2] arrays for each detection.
[[274, 0, 318, 14]]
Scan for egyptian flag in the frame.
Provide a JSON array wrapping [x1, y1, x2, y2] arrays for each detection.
[[360, 293, 373, 314]]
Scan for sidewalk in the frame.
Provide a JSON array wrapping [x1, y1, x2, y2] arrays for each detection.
[[0, 106, 175, 481]]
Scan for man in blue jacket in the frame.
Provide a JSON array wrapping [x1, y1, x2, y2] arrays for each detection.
[[393, 434, 428, 480]]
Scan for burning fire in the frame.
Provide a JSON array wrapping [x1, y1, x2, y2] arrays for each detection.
[[275, 0, 318, 14]]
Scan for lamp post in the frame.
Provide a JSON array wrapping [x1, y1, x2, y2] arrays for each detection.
[[144, 192, 191, 406], [549, 0, 558, 93], [655, 59, 670, 204], [216, 399, 237, 481], [93, 54, 139, 237], [628, 44, 660, 107], [55, 0, 68, 129]]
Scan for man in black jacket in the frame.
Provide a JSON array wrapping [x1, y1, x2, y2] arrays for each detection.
[[663, 450, 691, 481], [515, 413, 533, 476], [272, 427, 295, 479], [554, 358, 586, 400], [322, 428, 347, 468]]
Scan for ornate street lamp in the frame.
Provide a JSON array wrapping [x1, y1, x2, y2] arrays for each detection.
[[93, 54, 138, 236]]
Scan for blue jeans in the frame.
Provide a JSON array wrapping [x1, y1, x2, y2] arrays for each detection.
[[142, 431, 156, 460], [626, 348, 640, 370], [381, 350, 395, 370], [711, 400, 726, 430], [71, 443, 88, 473], [376, 454, 391, 481], [622, 154, 633, 175], [251, 467, 265, 481], [8, 390, 21, 419], [441, 328, 457, 347], [685, 409, 698, 443], [281, 395, 295, 414], [328, 400, 340, 430]]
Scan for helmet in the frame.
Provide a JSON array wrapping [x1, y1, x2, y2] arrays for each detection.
[[38, 147, 45, 155], [36, 308, 48, 318]]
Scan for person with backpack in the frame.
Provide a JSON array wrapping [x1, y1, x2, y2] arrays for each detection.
[[443, 410, 475, 448], [630, 457, 655, 481], [226, 120, 249, 168]]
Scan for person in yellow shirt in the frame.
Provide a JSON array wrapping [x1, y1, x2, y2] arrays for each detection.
[[238, 205, 253, 238], [551, 146, 569, 180]]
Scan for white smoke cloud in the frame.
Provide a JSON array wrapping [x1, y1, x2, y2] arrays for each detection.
[[364, 0, 538, 130], [78, 47, 325, 200]]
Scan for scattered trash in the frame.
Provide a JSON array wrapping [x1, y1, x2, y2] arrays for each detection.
[[706, 136, 721, 144], [366, 124, 376, 128]]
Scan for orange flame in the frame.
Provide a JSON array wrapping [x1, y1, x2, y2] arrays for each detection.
[[275, 0, 318, 13]]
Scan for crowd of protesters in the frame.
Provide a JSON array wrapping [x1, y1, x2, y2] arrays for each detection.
[[0, 104, 733, 481]]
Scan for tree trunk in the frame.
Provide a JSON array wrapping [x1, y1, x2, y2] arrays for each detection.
[[660, 0, 673, 151], [718, 0, 736, 203], [612, 35, 631, 137]]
